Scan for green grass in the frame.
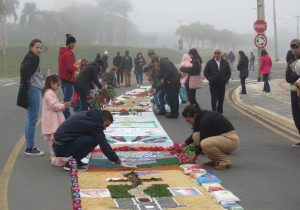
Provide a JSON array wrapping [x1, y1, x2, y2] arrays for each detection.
[[107, 184, 136, 198], [144, 184, 172, 197], [0, 45, 183, 78]]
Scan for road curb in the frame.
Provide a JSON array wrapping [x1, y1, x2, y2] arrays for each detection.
[[229, 86, 299, 141]]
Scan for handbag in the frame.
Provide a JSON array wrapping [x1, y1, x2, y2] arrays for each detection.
[[189, 75, 203, 89]]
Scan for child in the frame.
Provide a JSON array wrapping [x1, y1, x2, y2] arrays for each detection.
[[180, 54, 193, 104], [103, 67, 118, 88], [42, 74, 70, 165]]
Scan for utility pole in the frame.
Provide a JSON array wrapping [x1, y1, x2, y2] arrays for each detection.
[[257, 0, 265, 81], [123, 6, 127, 47], [2, 0, 7, 78], [273, 0, 279, 61], [295, 16, 300, 39]]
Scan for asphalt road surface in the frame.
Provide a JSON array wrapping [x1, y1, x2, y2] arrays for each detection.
[[1, 67, 300, 210]]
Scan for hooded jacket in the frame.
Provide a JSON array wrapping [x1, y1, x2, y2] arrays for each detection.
[[54, 109, 120, 163], [17, 51, 40, 109], [58, 47, 76, 83], [260, 55, 272, 75], [237, 55, 249, 78]]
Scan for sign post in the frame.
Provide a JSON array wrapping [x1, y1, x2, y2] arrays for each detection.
[[256, 0, 266, 82]]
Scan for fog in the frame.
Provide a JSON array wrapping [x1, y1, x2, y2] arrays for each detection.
[[1, 0, 300, 59]]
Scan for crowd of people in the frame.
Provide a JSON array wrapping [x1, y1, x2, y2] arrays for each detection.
[[15, 32, 300, 170]]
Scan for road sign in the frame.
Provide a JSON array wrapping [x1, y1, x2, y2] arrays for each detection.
[[254, 19, 267, 34], [254, 34, 268, 49]]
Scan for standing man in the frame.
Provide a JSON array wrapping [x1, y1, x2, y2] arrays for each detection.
[[121, 50, 133, 87], [152, 56, 180, 119], [53, 109, 135, 170], [204, 48, 231, 114], [113, 52, 123, 86], [228, 51, 235, 79], [58, 34, 77, 119], [249, 52, 256, 71]]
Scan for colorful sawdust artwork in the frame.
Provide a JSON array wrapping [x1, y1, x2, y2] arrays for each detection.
[[114, 197, 180, 210], [109, 121, 158, 128], [143, 184, 172, 197], [106, 136, 173, 145], [80, 189, 111, 198], [168, 187, 203, 196], [107, 185, 136, 198]]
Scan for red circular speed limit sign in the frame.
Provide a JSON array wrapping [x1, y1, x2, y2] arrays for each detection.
[[254, 20, 267, 34], [254, 34, 268, 49]]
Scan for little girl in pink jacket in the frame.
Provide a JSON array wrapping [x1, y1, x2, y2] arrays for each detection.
[[42, 74, 70, 164]]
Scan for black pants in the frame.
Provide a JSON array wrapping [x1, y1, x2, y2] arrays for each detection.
[[240, 77, 247, 94], [186, 85, 199, 107], [166, 83, 180, 116], [53, 135, 98, 162], [117, 68, 123, 85], [291, 92, 300, 134], [209, 84, 226, 114], [75, 85, 89, 111]]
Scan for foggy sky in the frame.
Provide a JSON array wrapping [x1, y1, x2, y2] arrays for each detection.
[[17, 0, 300, 37]]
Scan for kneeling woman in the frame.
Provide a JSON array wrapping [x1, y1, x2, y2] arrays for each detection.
[[181, 105, 239, 170]]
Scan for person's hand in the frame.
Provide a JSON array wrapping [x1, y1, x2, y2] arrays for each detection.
[[189, 154, 198, 163], [180, 143, 187, 150], [64, 102, 71, 108], [118, 161, 137, 168]]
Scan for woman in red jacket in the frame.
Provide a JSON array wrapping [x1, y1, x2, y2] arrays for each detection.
[[260, 49, 272, 93]]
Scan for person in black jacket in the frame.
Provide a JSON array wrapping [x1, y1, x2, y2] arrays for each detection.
[[17, 39, 45, 156], [113, 52, 123, 85], [204, 48, 231, 114], [237, 51, 249, 95], [134, 52, 146, 87], [75, 59, 104, 111], [152, 56, 180, 119], [181, 105, 239, 170], [53, 109, 135, 170], [286, 39, 300, 148], [180, 48, 202, 108], [121, 50, 133, 87]]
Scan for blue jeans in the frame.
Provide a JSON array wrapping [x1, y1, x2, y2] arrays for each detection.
[[135, 69, 143, 85], [157, 89, 167, 111], [25, 87, 41, 149], [61, 81, 74, 119], [53, 135, 98, 162], [249, 62, 255, 71], [262, 74, 270, 92], [165, 83, 180, 116]]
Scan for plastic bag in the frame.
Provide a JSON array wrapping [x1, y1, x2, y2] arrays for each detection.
[[197, 173, 222, 184], [211, 190, 240, 203]]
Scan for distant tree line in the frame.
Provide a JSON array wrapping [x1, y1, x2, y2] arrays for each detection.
[[176, 22, 253, 50], [0, 0, 157, 46]]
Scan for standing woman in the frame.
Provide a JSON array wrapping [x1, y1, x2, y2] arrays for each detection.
[[17, 39, 45, 156], [237, 51, 249, 95], [260, 49, 272, 93], [134, 52, 146, 87], [180, 48, 202, 108]]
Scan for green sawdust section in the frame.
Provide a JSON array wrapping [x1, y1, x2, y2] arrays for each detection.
[[137, 157, 181, 168], [107, 184, 172, 198]]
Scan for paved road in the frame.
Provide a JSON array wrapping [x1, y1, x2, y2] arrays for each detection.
[[1, 68, 300, 210]]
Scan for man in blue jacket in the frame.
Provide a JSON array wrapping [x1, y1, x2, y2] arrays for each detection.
[[53, 109, 134, 171]]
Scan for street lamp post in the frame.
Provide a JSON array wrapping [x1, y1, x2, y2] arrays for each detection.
[[257, 0, 265, 82], [273, 0, 279, 62]]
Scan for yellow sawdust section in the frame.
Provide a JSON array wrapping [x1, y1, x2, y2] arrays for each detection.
[[78, 170, 221, 210]]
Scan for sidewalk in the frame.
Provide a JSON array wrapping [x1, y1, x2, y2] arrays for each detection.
[[234, 79, 297, 133]]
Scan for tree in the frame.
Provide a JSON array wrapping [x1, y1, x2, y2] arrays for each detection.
[[0, 0, 19, 22], [19, 2, 38, 26]]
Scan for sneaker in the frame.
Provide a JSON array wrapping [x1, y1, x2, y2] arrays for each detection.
[[78, 160, 89, 169], [63, 162, 87, 172], [292, 142, 300, 148], [25, 148, 45, 156], [155, 109, 166, 115], [165, 113, 178, 119]]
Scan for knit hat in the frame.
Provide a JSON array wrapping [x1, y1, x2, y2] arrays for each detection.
[[66, 34, 76, 45], [291, 39, 300, 47]]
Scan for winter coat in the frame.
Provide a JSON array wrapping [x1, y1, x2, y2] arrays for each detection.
[[204, 58, 231, 86], [134, 57, 146, 73], [286, 57, 300, 92], [260, 55, 272, 75], [17, 51, 40, 109], [58, 47, 76, 83], [42, 89, 65, 136], [237, 56, 249, 78], [113, 55, 122, 68], [54, 109, 120, 163], [159, 57, 180, 85], [180, 58, 202, 88], [75, 63, 102, 93], [121, 55, 133, 71]]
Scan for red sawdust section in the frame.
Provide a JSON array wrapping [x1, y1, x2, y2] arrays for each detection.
[[87, 165, 180, 172]]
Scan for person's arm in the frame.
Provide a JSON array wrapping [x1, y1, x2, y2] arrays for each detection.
[[95, 133, 121, 163], [204, 61, 213, 81], [286, 64, 300, 84], [91, 67, 102, 89], [46, 91, 66, 112], [129, 57, 133, 70], [184, 134, 193, 146], [224, 61, 231, 82], [64, 52, 76, 73], [237, 59, 242, 71], [113, 57, 117, 66]]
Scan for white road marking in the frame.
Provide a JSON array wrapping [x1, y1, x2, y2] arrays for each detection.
[[1, 82, 18, 87]]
